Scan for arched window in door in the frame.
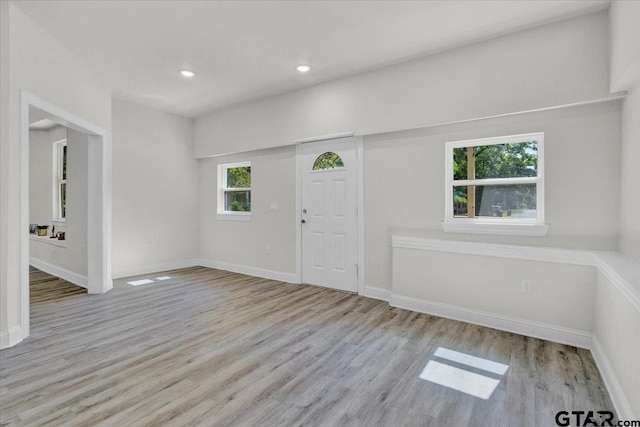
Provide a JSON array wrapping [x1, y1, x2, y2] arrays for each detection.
[[312, 152, 344, 170]]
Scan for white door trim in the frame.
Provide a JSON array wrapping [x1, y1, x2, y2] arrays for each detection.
[[356, 138, 364, 295], [295, 143, 302, 283], [295, 136, 364, 293], [19, 91, 112, 342]]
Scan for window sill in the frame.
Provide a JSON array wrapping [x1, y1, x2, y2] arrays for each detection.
[[441, 221, 549, 237], [29, 235, 67, 247], [217, 213, 252, 221], [52, 219, 66, 224]]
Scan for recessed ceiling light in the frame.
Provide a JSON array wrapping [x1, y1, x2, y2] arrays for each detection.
[[179, 69, 195, 78], [296, 64, 310, 73]]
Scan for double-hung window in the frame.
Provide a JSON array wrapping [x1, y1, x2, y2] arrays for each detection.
[[443, 132, 548, 236], [54, 139, 67, 221], [217, 161, 251, 220]]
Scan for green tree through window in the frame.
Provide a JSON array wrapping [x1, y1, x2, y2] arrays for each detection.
[[313, 152, 344, 170], [224, 165, 251, 212], [453, 142, 537, 180], [452, 139, 539, 218], [227, 166, 251, 188]]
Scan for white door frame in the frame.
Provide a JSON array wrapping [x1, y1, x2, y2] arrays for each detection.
[[20, 91, 112, 340], [295, 135, 364, 294]]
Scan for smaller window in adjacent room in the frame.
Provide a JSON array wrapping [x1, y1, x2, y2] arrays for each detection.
[[217, 161, 251, 219], [53, 139, 67, 221], [443, 132, 548, 236]]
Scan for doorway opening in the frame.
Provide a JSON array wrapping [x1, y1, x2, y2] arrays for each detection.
[[20, 91, 112, 341]]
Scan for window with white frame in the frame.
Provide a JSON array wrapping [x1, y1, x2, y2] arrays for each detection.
[[53, 140, 67, 221], [217, 161, 251, 218], [443, 132, 548, 236]]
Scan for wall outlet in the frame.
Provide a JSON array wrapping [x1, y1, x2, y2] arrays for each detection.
[[265, 245, 270, 255], [521, 279, 532, 294]]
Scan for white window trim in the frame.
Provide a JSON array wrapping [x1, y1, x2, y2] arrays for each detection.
[[217, 161, 252, 221], [52, 139, 67, 222], [442, 132, 548, 237]]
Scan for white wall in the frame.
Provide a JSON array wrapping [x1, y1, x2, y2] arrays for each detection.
[[29, 127, 88, 279], [392, 247, 595, 335], [0, 2, 111, 341], [199, 146, 296, 277], [610, 0, 640, 263], [194, 12, 612, 157], [111, 99, 199, 277], [364, 101, 621, 292], [593, 270, 640, 417], [609, 0, 640, 92], [193, 101, 623, 300], [618, 85, 640, 264], [0, 0, 10, 340]]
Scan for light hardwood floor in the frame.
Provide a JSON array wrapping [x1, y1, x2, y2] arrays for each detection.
[[0, 267, 614, 426]]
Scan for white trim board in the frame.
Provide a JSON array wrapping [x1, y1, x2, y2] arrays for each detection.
[[294, 131, 354, 144], [362, 286, 392, 302], [356, 137, 365, 295], [112, 259, 201, 279], [392, 235, 639, 312], [392, 235, 595, 266], [30, 257, 88, 289], [371, 96, 625, 140], [0, 326, 23, 350], [440, 222, 550, 237], [591, 336, 636, 420], [295, 142, 302, 283], [198, 259, 298, 284], [593, 252, 640, 312], [391, 293, 592, 349]]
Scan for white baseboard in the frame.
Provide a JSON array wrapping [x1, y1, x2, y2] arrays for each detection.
[[367, 285, 593, 349], [30, 257, 88, 289], [362, 286, 392, 302], [591, 336, 636, 420], [0, 326, 23, 349], [390, 293, 592, 349], [198, 259, 298, 283], [112, 259, 201, 279]]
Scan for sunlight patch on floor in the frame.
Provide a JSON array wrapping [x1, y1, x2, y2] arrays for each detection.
[[419, 360, 500, 400], [127, 279, 155, 286], [419, 347, 509, 400], [434, 347, 509, 375]]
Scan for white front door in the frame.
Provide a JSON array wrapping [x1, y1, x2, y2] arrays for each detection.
[[300, 138, 358, 292]]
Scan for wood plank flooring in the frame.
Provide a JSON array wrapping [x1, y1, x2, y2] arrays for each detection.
[[1, 267, 614, 426]]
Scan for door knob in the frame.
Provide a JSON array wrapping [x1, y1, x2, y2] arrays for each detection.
[[301, 219, 306, 224]]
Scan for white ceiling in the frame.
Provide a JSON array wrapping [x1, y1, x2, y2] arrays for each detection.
[[28, 110, 61, 131], [29, 118, 60, 131], [15, 0, 610, 118]]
